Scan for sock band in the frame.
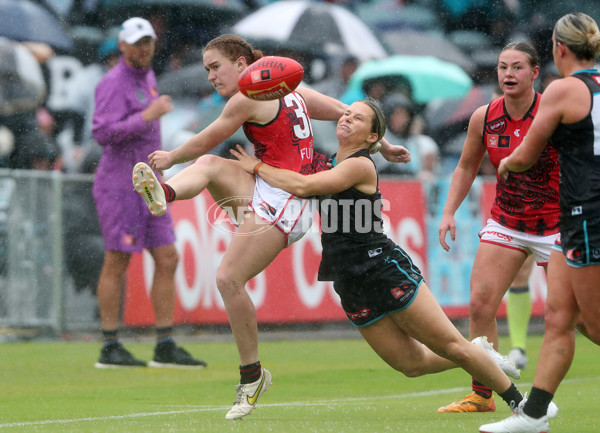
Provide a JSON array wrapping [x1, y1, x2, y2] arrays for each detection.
[[102, 330, 118, 346], [162, 183, 176, 203], [472, 379, 493, 398], [240, 361, 262, 384], [156, 327, 174, 345]]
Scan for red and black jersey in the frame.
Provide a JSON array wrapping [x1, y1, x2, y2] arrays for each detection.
[[483, 94, 560, 235], [243, 91, 315, 174]]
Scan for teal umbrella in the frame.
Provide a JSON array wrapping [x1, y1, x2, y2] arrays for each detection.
[[343, 55, 473, 105]]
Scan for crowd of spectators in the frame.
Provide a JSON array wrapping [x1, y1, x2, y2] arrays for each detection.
[[0, 0, 593, 178]]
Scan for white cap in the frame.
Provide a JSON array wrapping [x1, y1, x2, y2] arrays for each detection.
[[119, 17, 156, 44]]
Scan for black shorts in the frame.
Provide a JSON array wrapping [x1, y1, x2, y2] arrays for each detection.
[[559, 214, 600, 266], [333, 246, 424, 327]]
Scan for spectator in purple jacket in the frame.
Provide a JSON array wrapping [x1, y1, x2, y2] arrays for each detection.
[[91, 17, 205, 369]]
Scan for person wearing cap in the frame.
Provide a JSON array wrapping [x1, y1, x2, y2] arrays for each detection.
[[91, 17, 206, 369]]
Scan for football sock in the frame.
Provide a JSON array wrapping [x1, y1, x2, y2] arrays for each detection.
[[156, 327, 174, 345], [472, 379, 493, 398], [523, 387, 554, 419], [507, 285, 532, 351], [161, 183, 176, 203], [102, 329, 118, 347], [499, 382, 523, 408], [240, 361, 262, 384]]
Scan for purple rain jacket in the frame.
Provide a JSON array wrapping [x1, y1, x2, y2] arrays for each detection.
[[92, 56, 175, 252]]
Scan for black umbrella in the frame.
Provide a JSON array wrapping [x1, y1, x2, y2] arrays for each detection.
[[0, 0, 73, 52], [99, 0, 246, 26]]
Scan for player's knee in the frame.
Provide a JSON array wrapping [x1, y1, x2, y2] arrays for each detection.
[[469, 301, 496, 325], [215, 265, 244, 299], [155, 248, 179, 273], [194, 154, 223, 173], [396, 362, 425, 377]]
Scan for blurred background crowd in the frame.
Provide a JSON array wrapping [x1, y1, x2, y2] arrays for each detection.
[[1, 0, 598, 178], [0, 0, 598, 319]]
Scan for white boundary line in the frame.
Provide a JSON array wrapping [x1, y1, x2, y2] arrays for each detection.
[[0, 377, 596, 429]]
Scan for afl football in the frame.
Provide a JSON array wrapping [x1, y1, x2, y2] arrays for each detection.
[[238, 56, 304, 101]]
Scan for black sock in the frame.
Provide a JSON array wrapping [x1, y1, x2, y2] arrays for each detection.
[[156, 327, 174, 345], [523, 387, 554, 419], [498, 382, 523, 410], [161, 183, 176, 203], [473, 378, 493, 398], [240, 361, 262, 384], [102, 330, 118, 347]]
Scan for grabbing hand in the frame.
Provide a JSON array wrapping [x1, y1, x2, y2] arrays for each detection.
[[230, 144, 260, 174], [381, 143, 411, 163], [497, 157, 511, 181], [148, 150, 173, 171]]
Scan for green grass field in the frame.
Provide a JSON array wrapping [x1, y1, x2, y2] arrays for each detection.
[[0, 333, 598, 432]]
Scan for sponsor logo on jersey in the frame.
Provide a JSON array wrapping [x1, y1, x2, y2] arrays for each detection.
[[368, 247, 383, 258], [486, 134, 510, 149], [259, 201, 277, 216], [487, 117, 507, 134], [391, 286, 406, 299], [566, 248, 581, 262], [488, 134, 511, 148], [348, 308, 371, 321], [486, 231, 513, 241]]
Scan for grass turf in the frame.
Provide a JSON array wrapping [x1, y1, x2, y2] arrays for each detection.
[[0, 333, 598, 432]]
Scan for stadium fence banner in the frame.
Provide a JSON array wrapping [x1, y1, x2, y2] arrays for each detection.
[[0, 170, 546, 332]]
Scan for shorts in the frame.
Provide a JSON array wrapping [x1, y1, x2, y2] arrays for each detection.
[[94, 185, 175, 253], [479, 219, 558, 265], [554, 215, 600, 267], [248, 176, 316, 247], [333, 246, 424, 327]]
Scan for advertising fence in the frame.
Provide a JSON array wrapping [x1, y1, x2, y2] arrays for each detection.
[[0, 170, 547, 332]]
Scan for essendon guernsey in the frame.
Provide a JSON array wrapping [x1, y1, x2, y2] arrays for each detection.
[[483, 94, 560, 235], [243, 91, 314, 174]]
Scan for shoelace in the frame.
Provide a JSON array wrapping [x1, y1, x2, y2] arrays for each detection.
[[232, 384, 244, 405]]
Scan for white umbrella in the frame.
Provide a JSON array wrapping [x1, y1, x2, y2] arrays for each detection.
[[0, 37, 46, 114], [232, 1, 388, 62]]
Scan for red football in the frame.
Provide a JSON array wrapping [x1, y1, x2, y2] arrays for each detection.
[[238, 56, 304, 101]]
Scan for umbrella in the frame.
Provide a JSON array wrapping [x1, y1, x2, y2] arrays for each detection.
[[355, 2, 441, 32], [232, 1, 388, 62], [99, 0, 246, 26], [381, 30, 475, 75], [157, 62, 213, 99], [344, 55, 473, 105], [0, 37, 46, 115], [425, 84, 495, 143], [0, 0, 73, 52]]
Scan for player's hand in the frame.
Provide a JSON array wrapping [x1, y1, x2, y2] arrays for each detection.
[[143, 95, 173, 122], [230, 144, 260, 174], [148, 150, 173, 171], [380, 143, 411, 163], [438, 214, 457, 251], [497, 157, 511, 181]]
